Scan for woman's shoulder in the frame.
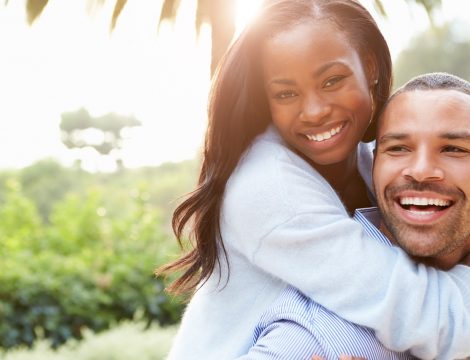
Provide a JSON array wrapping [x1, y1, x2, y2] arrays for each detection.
[[222, 125, 344, 224]]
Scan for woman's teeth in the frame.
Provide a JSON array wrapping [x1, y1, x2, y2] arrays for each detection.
[[305, 125, 343, 142]]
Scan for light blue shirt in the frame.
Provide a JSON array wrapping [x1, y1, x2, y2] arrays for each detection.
[[240, 208, 417, 360]]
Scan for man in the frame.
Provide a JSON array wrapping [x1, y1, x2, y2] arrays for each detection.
[[240, 72, 470, 360]]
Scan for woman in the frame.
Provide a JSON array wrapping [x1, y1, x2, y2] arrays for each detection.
[[159, 1, 470, 359]]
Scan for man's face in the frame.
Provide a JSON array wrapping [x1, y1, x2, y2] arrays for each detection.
[[373, 89, 470, 269]]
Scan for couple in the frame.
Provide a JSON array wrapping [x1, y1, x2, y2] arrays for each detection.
[[239, 71, 470, 359], [159, 0, 470, 358]]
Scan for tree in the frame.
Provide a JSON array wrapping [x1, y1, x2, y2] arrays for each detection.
[[20, 0, 441, 77], [393, 22, 470, 88], [373, 0, 442, 25], [60, 108, 141, 169]]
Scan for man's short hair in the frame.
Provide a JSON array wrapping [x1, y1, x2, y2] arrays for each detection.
[[396, 72, 470, 95], [377, 72, 470, 130]]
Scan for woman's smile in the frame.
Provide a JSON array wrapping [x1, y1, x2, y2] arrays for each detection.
[[262, 19, 374, 168], [296, 120, 353, 159], [303, 122, 345, 142]]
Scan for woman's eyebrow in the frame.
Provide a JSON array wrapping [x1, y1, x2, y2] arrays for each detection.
[[313, 61, 346, 77], [268, 78, 296, 86]]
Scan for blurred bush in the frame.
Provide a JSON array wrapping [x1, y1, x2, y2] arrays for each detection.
[[0, 159, 197, 349]]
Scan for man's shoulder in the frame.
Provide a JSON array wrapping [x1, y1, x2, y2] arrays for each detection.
[[256, 286, 321, 330], [253, 285, 416, 360]]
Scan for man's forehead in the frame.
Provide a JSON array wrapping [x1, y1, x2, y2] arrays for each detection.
[[379, 89, 470, 131]]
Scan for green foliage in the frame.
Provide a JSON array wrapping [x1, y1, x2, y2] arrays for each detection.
[[394, 22, 470, 88], [18, 159, 90, 223], [0, 158, 198, 230], [0, 179, 43, 252], [0, 159, 197, 350]]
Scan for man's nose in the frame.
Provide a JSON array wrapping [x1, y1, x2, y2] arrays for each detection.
[[401, 150, 444, 182], [300, 93, 332, 124]]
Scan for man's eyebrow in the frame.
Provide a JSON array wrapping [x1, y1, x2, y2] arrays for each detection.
[[441, 131, 470, 140], [377, 133, 408, 145]]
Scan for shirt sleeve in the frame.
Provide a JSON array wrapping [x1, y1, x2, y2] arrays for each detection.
[[222, 142, 470, 360], [236, 320, 325, 360]]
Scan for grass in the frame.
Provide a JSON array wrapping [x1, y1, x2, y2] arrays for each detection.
[[0, 322, 177, 360]]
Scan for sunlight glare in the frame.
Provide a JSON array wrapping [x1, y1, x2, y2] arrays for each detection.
[[235, 0, 263, 35], [1, 0, 470, 172], [0, 0, 210, 172]]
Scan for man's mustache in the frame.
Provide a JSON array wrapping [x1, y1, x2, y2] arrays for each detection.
[[385, 180, 463, 199]]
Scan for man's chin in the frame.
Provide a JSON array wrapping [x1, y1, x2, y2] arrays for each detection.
[[392, 231, 443, 258]]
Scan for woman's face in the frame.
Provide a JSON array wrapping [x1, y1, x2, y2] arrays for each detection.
[[262, 20, 374, 166]]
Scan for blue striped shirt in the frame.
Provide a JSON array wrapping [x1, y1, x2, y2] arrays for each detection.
[[240, 208, 417, 360]]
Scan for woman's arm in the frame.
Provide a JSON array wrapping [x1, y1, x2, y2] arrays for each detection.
[[252, 213, 470, 359], [223, 140, 470, 360]]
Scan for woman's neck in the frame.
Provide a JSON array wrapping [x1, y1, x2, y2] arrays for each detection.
[[315, 153, 358, 193], [314, 152, 371, 214]]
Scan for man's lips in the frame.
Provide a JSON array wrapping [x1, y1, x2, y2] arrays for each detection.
[[392, 191, 454, 224]]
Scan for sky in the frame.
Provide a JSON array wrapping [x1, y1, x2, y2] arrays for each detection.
[[0, 0, 469, 172]]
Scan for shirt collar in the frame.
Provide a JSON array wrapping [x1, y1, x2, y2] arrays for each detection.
[[353, 207, 393, 247]]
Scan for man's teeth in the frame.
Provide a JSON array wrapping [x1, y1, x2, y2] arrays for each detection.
[[305, 125, 343, 142], [400, 197, 450, 207]]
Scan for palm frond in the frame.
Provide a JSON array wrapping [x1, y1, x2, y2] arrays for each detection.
[[26, 0, 48, 25], [196, 0, 211, 33], [159, 0, 181, 23], [413, 0, 442, 25], [373, 0, 387, 17], [414, 0, 442, 13], [111, 0, 127, 30], [398, 0, 441, 27]]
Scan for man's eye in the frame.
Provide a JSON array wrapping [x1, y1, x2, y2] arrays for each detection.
[[385, 146, 409, 153], [274, 90, 296, 99], [323, 75, 346, 88], [442, 146, 469, 154]]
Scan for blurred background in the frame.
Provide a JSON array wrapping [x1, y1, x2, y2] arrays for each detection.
[[0, 0, 469, 359]]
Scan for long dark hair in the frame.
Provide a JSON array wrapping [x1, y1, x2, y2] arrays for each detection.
[[157, 0, 392, 296]]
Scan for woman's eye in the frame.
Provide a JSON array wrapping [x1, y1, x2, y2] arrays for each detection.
[[323, 75, 345, 88], [274, 90, 296, 100]]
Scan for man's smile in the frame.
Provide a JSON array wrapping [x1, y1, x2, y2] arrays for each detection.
[[391, 191, 455, 225]]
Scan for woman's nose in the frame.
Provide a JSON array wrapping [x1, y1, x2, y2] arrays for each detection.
[[300, 93, 332, 124]]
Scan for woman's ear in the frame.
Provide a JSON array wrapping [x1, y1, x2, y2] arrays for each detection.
[[364, 52, 378, 88]]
